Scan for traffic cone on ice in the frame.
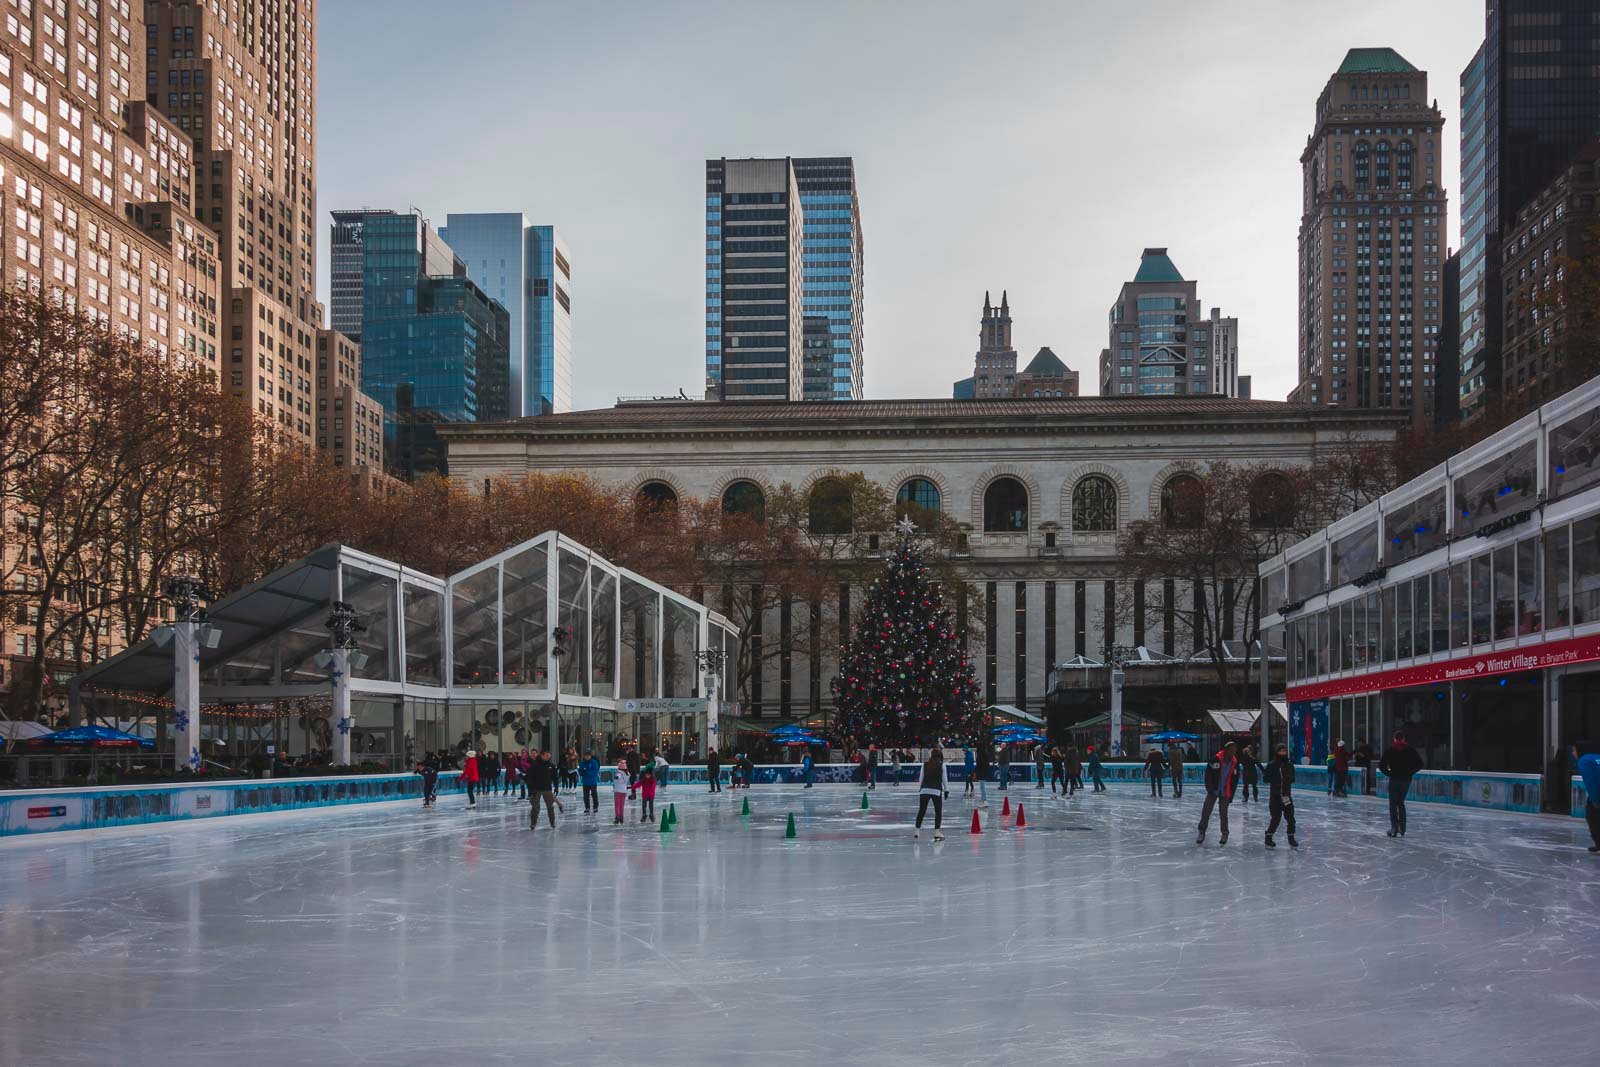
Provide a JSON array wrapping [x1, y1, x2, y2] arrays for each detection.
[[784, 812, 797, 839], [861, 792, 870, 810], [741, 797, 751, 817], [667, 803, 677, 826], [1001, 796, 1011, 817], [970, 808, 982, 834], [1015, 804, 1026, 827], [659, 809, 672, 833]]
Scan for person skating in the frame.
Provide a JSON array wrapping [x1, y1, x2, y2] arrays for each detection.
[[1356, 737, 1376, 795], [1574, 744, 1600, 853], [1238, 745, 1260, 803], [741, 751, 756, 789], [417, 753, 440, 807], [611, 758, 630, 825], [707, 748, 722, 793], [1145, 747, 1167, 798], [462, 749, 480, 807], [654, 750, 670, 795], [1333, 740, 1351, 797], [962, 746, 976, 796], [528, 749, 559, 829], [1378, 730, 1424, 837], [1049, 745, 1066, 795], [638, 762, 657, 824], [975, 742, 992, 808], [801, 750, 815, 789], [1196, 741, 1240, 845], [1087, 745, 1106, 792], [580, 750, 600, 813], [1034, 743, 1047, 789], [867, 745, 879, 790], [891, 748, 902, 787], [625, 747, 642, 800], [1169, 744, 1185, 799], [1065, 745, 1083, 796], [1263, 743, 1299, 849], [997, 743, 1011, 791], [914, 748, 948, 840]]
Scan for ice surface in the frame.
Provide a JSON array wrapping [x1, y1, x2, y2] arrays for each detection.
[[1, 781, 1597, 1065]]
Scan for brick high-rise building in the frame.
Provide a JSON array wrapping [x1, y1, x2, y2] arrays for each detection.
[[1101, 249, 1223, 397], [1292, 48, 1447, 423], [971, 290, 1016, 399], [146, 0, 324, 446]]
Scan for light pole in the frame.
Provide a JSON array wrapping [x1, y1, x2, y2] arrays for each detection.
[[694, 647, 727, 760], [1103, 643, 1140, 758], [318, 600, 366, 766]]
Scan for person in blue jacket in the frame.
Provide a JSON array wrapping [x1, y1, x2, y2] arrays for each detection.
[[1573, 744, 1600, 854], [962, 746, 976, 796], [802, 750, 814, 789], [579, 751, 601, 814]]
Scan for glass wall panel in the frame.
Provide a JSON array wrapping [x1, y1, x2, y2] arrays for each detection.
[[591, 570, 617, 699], [1548, 523, 1572, 627], [1516, 537, 1540, 637], [1332, 523, 1379, 586], [1363, 591, 1380, 664], [1381, 585, 1397, 662], [502, 542, 549, 689], [1576, 516, 1600, 626], [1412, 577, 1429, 655], [1289, 551, 1326, 601], [1429, 570, 1448, 653], [1384, 488, 1447, 563], [1265, 567, 1288, 614], [1450, 561, 1469, 649], [1340, 600, 1355, 670], [342, 565, 396, 681], [557, 549, 591, 696], [1454, 440, 1537, 530], [1492, 545, 1516, 641], [663, 599, 700, 697], [1396, 581, 1413, 660], [1329, 601, 1343, 672], [722, 625, 738, 704], [278, 624, 328, 685], [1470, 554, 1492, 645], [1351, 596, 1367, 668], [620, 577, 659, 700], [403, 584, 444, 686], [452, 567, 499, 685], [1549, 407, 1600, 500]]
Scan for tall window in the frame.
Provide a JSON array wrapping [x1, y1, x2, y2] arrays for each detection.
[[983, 477, 1028, 532], [1159, 473, 1204, 528], [895, 478, 941, 527], [721, 480, 765, 521], [635, 481, 677, 512], [1249, 472, 1297, 529], [1072, 476, 1117, 532], [809, 477, 853, 534]]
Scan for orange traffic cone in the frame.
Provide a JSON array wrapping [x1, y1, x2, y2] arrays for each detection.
[[1001, 796, 1011, 816], [1015, 803, 1026, 827], [969, 808, 982, 834]]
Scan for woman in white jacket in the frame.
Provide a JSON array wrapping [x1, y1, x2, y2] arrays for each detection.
[[914, 748, 947, 840]]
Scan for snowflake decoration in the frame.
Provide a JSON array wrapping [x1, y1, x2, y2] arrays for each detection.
[[337, 716, 353, 736], [894, 516, 918, 537], [173, 709, 190, 732], [188, 747, 201, 770]]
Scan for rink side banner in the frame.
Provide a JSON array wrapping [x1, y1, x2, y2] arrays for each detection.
[[1286, 631, 1600, 703]]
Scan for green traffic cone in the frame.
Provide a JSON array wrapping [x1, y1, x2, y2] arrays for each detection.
[[861, 791, 870, 810], [659, 808, 672, 833], [741, 797, 751, 817], [667, 802, 677, 826], [784, 812, 797, 839]]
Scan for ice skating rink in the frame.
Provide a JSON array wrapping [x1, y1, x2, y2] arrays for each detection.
[[1, 783, 1596, 1066]]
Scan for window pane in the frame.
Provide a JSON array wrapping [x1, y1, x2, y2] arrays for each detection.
[[1493, 545, 1516, 641], [1454, 440, 1537, 530], [1430, 569, 1448, 653], [1381, 585, 1397, 662], [403, 583, 444, 686], [662, 599, 699, 698], [1470, 554, 1491, 645], [1412, 576, 1430, 655], [591, 570, 617, 699], [1396, 581, 1413, 660], [342, 565, 395, 682], [1364, 591, 1380, 664], [1332, 522, 1380, 585], [1576, 517, 1600, 626], [557, 549, 590, 696], [1384, 488, 1446, 563], [1516, 537, 1540, 637], [1547, 523, 1572, 627], [620, 577, 659, 699], [1548, 408, 1600, 499], [502, 543, 549, 688], [452, 567, 499, 685]]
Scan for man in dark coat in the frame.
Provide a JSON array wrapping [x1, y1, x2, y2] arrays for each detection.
[[1169, 745, 1185, 799], [1263, 743, 1298, 848], [527, 749, 559, 829], [1145, 747, 1167, 798], [1355, 738, 1377, 795], [625, 747, 643, 799], [707, 748, 722, 793], [1379, 731, 1424, 837], [1196, 741, 1240, 845], [1238, 744, 1260, 803]]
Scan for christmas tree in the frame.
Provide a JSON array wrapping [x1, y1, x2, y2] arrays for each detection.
[[831, 519, 983, 746]]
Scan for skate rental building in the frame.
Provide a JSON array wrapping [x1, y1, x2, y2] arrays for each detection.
[[69, 532, 738, 770], [1260, 374, 1600, 812]]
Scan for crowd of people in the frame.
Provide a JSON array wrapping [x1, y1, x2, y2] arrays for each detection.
[[408, 733, 1600, 855]]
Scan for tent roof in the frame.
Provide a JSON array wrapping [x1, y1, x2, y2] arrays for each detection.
[[984, 704, 1044, 725], [0, 720, 53, 740]]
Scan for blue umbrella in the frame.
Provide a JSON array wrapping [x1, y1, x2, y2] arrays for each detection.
[[29, 724, 154, 748], [1147, 730, 1201, 743]]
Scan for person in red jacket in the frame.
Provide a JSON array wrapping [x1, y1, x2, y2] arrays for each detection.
[[1332, 740, 1351, 797], [462, 749, 480, 808]]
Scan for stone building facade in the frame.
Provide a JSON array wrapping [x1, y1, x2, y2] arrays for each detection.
[[442, 397, 1405, 720]]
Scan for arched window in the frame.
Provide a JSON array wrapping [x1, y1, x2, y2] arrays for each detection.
[[1353, 141, 1371, 188], [983, 477, 1029, 532], [721, 480, 765, 521], [1071, 475, 1117, 532], [808, 477, 853, 534], [1160, 473, 1204, 528], [1250, 472, 1298, 529], [636, 481, 678, 511], [896, 477, 941, 522]]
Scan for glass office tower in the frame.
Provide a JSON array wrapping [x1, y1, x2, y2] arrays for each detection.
[[439, 215, 573, 417], [793, 157, 864, 401]]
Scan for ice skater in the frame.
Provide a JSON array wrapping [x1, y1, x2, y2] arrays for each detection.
[[528, 749, 558, 829], [581, 750, 600, 813], [1333, 741, 1351, 797], [638, 761, 657, 824], [1087, 745, 1105, 792], [462, 749, 480, 808], [914, 748, 947, 840], [1065, 745, 1083, 796], [1145, 746, 1166, 798], [891, 748, 902, 786], [1034, 744, 1047, 789], [1574, 744, 1600, 853], [625, 747, 642, 800], [998, 743, 1010, 791], [867, 745, 879, 790], [707, 748, 722, 793], [654, 749, 670, 794], [1196, 741, 1240, 845], [1356, 737, 1376, 795], [1263, 743, 1298, 849], [1169, 744, 1185, 799], [975, 741, 991, 808], [963, 745, 976, 796], [1049, 745, 1066, 795], [417, 753, 439, 807], [1238, 744, 1260, 803], [1379, 730, 1423, 837], [802, 750, 815, 789], [612, 758, 630, 825]]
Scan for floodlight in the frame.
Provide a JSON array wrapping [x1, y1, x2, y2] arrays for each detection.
[[151, 625, 175, 648]]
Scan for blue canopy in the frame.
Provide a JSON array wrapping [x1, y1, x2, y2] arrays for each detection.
[[30, 724, 155, 748], [1147, 731, 1201, 743]]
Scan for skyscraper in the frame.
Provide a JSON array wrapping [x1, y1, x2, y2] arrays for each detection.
[[706, 156, 863, 401], [1102, 249, 1208, 396], [1456, 2, 1600, 421], [1292, 49, 1446, 423], [1194, 309, 1241, 397], [972, 291, 1018, 398], [439, 214, 573, 417]]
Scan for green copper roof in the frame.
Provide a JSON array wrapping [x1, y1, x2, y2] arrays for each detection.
[[1337, 48, 1417, 74], [1022, 347, 1068, 376], [1133, 248, 1184, 283]]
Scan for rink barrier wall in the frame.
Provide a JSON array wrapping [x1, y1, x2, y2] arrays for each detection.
[[1, 765, 1587, 838]]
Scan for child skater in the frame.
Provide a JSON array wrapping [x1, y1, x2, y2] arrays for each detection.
[[638, 760, 657, 824], [612, 757, 630, 826]]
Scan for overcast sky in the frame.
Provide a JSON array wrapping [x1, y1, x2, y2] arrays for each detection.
[[316, 0, 1485, 409]]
